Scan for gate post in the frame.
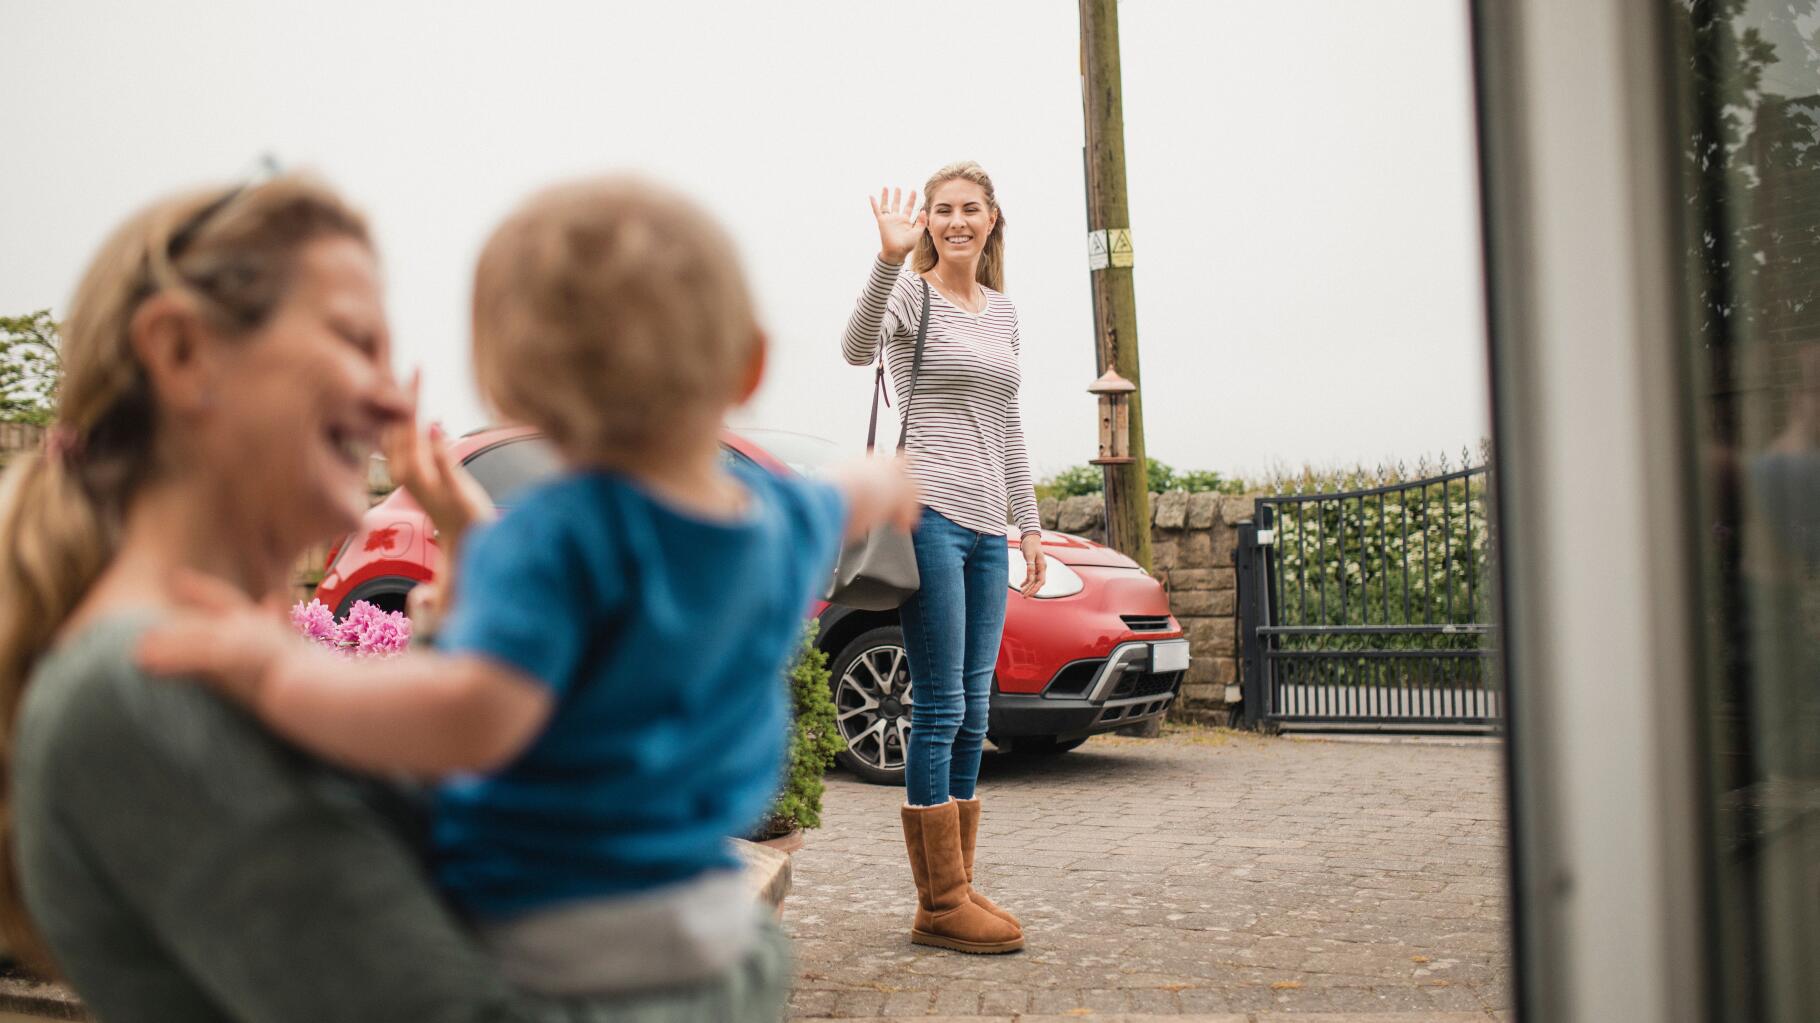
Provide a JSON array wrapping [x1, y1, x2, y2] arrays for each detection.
[[1235, 503, 1274, 729]]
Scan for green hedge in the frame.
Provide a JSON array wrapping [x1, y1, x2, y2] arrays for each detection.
[[1035, 458, 1246, 502], [1268, 472, 1494, 654]]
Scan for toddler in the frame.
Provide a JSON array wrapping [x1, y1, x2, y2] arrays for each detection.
[[140, 177, 918, 996]]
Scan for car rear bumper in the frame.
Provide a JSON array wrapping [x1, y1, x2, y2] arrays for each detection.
[[988, 639, 1187, 741]]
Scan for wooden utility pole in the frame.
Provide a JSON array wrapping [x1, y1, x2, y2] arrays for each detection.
[[1079, 0, 1153, 570]]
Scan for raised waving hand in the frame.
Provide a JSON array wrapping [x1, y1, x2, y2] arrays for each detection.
[[870, 187, 925, 264], [382, 368, 495, 554]]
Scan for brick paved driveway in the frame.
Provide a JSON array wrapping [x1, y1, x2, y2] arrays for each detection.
[[784, 729, 1512, 1022]]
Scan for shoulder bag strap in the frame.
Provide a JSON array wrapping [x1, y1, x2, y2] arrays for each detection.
[[895, 280, 932, 454], [864, 351, 887, 453], [862, 278, 932, 454]]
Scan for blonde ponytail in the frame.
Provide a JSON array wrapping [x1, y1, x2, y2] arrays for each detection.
[[0, 175, 370, 974], [912, 160, 1008, 292], [0, 450, 112, 970]]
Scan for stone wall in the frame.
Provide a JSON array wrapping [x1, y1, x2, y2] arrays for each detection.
[[1037, 490, 1258, 723]]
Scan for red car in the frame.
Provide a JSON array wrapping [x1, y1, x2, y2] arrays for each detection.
[[315, 426, 1189, 785]]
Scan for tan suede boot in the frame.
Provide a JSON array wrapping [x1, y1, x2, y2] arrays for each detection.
[[954, 797, 1022, 929], [901, 801, 1025, 953]]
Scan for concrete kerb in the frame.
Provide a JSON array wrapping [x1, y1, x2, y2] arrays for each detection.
[[1281, 734, 1503, 749], [828, 1015, 1505, 1023]]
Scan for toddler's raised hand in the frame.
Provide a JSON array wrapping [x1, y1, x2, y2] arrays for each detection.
[[381, 369, 496, 552]]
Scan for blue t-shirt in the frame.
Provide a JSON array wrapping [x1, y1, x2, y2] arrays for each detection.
[[431, 460, 846, 920]]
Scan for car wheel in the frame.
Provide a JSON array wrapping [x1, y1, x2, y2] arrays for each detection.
[[1000, 735, 1088, 756], [829, 626, 913, 786], [334, 578, 416, 619]]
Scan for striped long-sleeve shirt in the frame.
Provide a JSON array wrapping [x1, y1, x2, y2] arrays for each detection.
[[842, 257, 1041, 537]]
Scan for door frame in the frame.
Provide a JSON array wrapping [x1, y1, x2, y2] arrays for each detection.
[[1471, 1, 1710, 1020]]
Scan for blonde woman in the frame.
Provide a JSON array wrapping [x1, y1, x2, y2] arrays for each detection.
[[842, 161, 1041, 954], [0, 176, 785, 1021]]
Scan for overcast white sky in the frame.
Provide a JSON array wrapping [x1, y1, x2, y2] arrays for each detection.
[[1, 0, 1489, 480]]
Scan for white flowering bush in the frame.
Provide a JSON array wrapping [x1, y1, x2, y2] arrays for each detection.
[[1267, 470, 1494, 655]]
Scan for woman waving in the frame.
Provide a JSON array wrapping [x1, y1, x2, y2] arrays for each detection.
[[842, 161, 1041, 955]]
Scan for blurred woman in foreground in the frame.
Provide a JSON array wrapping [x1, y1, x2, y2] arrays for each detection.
[[0, 175, 786, 1022]]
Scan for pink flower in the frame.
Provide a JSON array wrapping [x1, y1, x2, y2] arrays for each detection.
[[290, 599, 338, 644], [339, 600, 412, 657], [291, 598, 412, 657]]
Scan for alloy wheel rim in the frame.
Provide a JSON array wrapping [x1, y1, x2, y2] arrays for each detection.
[[836, 643, 913, 773]]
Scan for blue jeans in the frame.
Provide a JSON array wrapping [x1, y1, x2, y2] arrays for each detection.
[[899, 506, 1008, 807]]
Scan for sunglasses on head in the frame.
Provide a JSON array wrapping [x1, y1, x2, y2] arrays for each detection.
[[165, 153, 285, 258]]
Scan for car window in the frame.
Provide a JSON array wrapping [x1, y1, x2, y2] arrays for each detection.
[[462, 438, 562, 506], [730, 429, 843, 477]]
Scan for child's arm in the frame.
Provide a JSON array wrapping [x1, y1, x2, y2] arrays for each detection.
[[137, 573, 551, 777], [250, 649, 551, 776], [826, 455, 922, 541]]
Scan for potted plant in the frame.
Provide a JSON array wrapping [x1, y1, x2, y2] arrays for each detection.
[[753, 621, 843, 853]]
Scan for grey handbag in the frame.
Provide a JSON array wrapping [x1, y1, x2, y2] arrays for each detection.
[[825, 280, 931, 610]]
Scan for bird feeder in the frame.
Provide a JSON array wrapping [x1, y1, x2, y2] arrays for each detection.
[[1088, 367, 1137, 465]]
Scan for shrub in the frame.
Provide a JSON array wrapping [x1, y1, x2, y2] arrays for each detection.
[[1035, 458, 1247, 502], [760, 621, 843, 837], [1172, 468, 1246, 495], [1036, 464, 1105, 501]]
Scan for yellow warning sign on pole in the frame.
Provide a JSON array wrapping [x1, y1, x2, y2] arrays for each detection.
[[1107, 228, 1134, 268], [1086, 228, 1134, 271]]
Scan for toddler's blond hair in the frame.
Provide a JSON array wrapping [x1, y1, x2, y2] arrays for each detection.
[[472, 176, 760, 464]]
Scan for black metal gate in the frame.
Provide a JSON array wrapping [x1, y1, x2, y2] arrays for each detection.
[[1236, 464, 1500, 730]]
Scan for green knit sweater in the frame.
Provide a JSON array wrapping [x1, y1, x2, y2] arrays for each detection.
[[10, 614, 787, 1023]]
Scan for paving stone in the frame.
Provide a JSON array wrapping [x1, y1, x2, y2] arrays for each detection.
[[878, 989, 935, 1015], [830, 1018, 1251, 1023], [976, 987, 1030, 1015], [1026, 987, 1090, 1014], [829, 989, 888, 1018], [1124, 987, 1186, 1013], [1174, 986, 1240, 1013], [1253, 1016, 1490, 1023], [789, 988, 839, 1017], [785, 731, 1512, 1019]]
